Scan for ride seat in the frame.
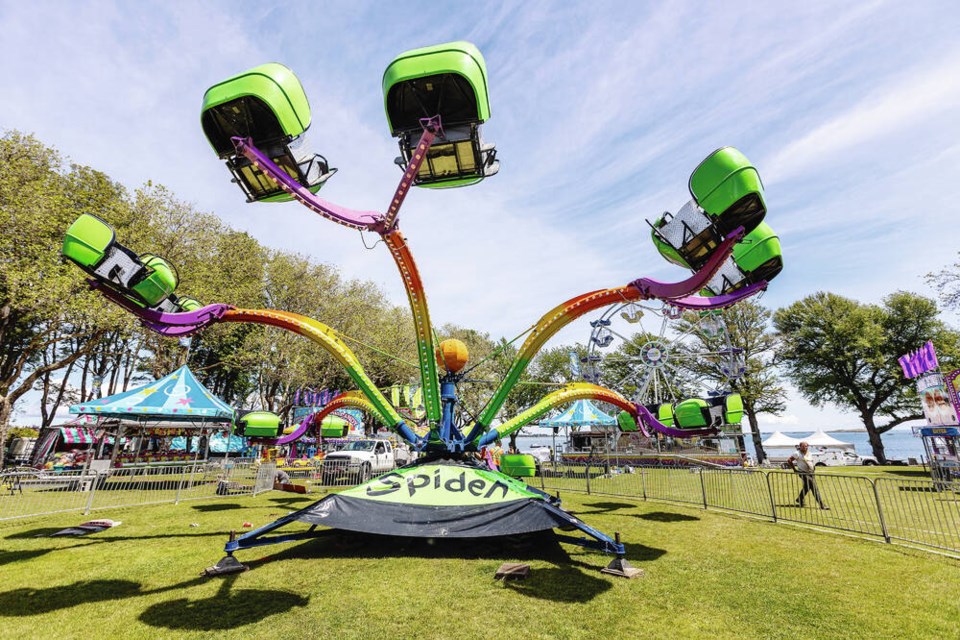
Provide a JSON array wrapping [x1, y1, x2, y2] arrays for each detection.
[[650, 200, 722, 270], [394, 124, 498, 188], [202, 63, 336, 203], [129, 254, 179, 307], [383, 42, 498, 188], [704, 222, 783, 295], [650, 147, 767, 271], [92, 243, 146, 291]]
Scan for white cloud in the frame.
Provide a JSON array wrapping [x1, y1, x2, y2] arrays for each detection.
[[764, 49, 960, 183]]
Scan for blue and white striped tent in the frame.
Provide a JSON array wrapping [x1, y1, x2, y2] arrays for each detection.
[[70, 365, 234, 422], [539, 399, 617, 428]]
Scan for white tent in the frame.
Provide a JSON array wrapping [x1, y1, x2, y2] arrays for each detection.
[[805, 430, 855, 450], [761, 431, 804, 461], [761, 431, 803, 448]]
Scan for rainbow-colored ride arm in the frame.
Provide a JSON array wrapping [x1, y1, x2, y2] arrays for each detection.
[[478, 383, 642, 446], [232, 122, 444, 428], [88, 280, 417, 444], [469, 228, 755, 441], [477, 382, 720, 447], [383, 230, 441, 423], [246, 391, 380, 446], [221, 309, 418, 444]]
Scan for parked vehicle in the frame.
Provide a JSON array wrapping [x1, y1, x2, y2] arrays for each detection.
[[812, 449, 878, 467], [320, 438, 407, 484]]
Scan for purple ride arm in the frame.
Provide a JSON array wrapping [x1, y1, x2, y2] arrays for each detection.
[[667, 280, 768, 310], [247, 413, 314, 447], [90, 281, 230, 336], [634, 403, 719, 439], [630, 227, 745, 300], [231, 137, 380, 231]]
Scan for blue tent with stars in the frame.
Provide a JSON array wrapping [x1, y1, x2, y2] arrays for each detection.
[[70, 365, 234, 423], [539, 399, 617, 428]]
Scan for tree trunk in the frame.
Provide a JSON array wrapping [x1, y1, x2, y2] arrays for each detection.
[[745, 403, 767, 463], [44, 359, 76, 427], [862, 412, 888, 464], [0, 398, 13, 469]]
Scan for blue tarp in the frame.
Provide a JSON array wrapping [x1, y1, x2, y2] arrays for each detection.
[[69, 365, 234, 422], [539, 399, 617, 428]]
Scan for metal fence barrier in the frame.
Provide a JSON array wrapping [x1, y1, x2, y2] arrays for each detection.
[[537, 461, 960, 557], [5, 457, 958, 558], [0, 460, 275, 524]]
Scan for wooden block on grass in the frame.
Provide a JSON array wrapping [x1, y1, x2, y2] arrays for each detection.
[[495, 563, 530, 580]]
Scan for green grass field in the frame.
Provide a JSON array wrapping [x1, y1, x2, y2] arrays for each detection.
[[1, 490, 957, 640]]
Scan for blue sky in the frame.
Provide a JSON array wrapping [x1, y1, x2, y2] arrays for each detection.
[[2, 1, 958, 430]]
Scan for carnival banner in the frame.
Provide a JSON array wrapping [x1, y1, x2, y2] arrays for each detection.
[[916, 372, 959, 427]]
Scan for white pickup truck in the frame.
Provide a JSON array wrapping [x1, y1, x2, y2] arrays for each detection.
[[811, 449, 878, 467], [321, 438, 411, 484]]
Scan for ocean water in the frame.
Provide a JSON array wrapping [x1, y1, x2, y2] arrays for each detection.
[[746, 430, 925, 461], [516, 428, 926, 461]]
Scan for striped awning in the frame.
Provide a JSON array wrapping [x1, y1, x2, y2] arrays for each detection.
[[60, 427, 96, 445]]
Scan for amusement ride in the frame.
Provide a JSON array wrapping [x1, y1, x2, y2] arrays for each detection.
[[60, 41, 781, 575]]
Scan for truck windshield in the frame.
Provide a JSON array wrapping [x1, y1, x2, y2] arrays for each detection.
[[340, 441, 375, 452]]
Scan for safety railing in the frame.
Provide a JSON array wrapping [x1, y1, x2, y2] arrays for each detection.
[[6, 458, 957, 558], [537, 461, 960, 557], [873, 476, 960, 554], [0, 460, 274, 524]]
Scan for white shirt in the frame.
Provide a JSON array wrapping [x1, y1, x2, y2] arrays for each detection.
[[792, 450, 814, 473]]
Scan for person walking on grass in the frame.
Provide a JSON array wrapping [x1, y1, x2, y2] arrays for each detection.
[[788, 441, 829, 510]]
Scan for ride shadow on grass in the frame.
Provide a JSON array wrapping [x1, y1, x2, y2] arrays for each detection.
[[240, 529, 665, 603], [138, 575, 309, 632], [0, 575, 308, 631], [192, 502, 246, 512], [637, 511, 700, 523]]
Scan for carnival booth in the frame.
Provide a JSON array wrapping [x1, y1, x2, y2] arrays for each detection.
[[543, 399, 620, 459], [67, 365, 237, 467], [919, 427, 960, 485]]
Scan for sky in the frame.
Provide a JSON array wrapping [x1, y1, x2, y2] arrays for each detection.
[[2, 1, 959, 431]]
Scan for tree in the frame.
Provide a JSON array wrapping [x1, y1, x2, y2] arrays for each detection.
[[0, 133, 135, 463], [773, 291, 958, 463], [673, 302, 786, 462], [927, 254, 960, 311]]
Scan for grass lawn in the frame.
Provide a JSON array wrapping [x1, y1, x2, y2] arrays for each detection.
[[0, 490, 957, 640]]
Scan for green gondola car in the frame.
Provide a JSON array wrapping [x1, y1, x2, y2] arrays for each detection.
[[658, 403, 676, 427], [236, 410, 283, 438], [674, 398, 710, 429], [62, 213, 116, 269], [650, 147, 766, 270], [201, 63, 336, 203], [131, 254, 178, 307], [62, 214, 177, 308], [320, 415, 349, 438], [617, 410, 639, 432], [383, 41, 499, 188], [173, 295, 203, 313], [500, 453, 537, 478], [723, 393, 744, 425], [702, 222, 783, 295]]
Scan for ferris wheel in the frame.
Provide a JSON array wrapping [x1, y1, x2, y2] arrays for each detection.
[[582, 299, 745, 410]]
